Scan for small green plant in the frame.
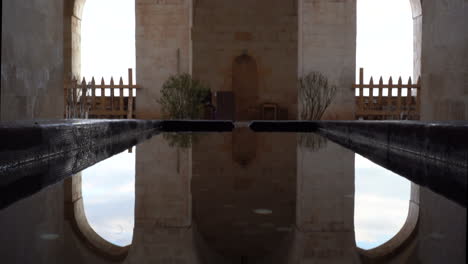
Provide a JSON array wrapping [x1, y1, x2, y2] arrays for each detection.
[[158, 74, 210, 148], [158, 73, 210, 119]]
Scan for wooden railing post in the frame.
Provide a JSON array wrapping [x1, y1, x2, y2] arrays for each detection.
[[359, 68, 364, 114], [100, 77, 105, 112], [119, 77, 124, 118], [397, 77, 403, 119], [81, 78, 87, 118], [377, 76, 383, 113], [368, 76, 374, 114], [387, 77, 393, 118], [406, 77, 412, 117], [110, 77, 115, 113], [91, 77, 96, 112], [127, 68, 134, 119]]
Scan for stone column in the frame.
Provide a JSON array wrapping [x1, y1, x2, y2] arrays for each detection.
[[419, 0, 468, 121], [128, 2, 203, 263], [135, 0, 192, 119], [0, 1, 66, 263], [293, 1, 359, 262], [417, 1, 467, 263], [298, 0, 356, 120], [1, 0, 64, 120]]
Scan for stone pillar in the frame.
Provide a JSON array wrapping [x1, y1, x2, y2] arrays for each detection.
[[419, 0, 468, 120], [129, 2, 203, 262], [298, 0, 356, 120], [1, 0, 64, 120], [293, 1, 358, 262], [135, 0, 192, 119], [417, 1, 467, 263], [0, 1, 65, 263]]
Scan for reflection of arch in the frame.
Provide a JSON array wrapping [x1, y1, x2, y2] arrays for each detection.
[[64, 1, 131, 258], [65, 174, 130, 260], [356, 0, 421, 260], [358, 183, 419, 261]]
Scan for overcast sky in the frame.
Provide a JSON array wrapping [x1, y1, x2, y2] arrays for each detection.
[[81, 0, 413, 250]]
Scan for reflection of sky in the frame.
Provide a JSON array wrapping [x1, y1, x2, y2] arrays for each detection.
[[354, 154, 410, 250], [81, 148, 135, 246], [81, 147, 411, 249]]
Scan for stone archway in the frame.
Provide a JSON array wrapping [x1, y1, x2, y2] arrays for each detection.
[[356, 0, 422, 260], [64, 0, 87, 80], [63, 0, 132, 259]]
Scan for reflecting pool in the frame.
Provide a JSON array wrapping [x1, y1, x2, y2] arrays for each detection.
[[1, 126, 465, 263]]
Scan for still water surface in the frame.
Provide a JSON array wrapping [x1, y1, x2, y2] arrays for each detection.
[[80, 132, 410, 250]]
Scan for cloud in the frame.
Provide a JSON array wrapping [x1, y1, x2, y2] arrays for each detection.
[[354, 194, 410, 249], [80, 148, 135, 246], [357, 0, 413, 80], [355, 153, 411, 249]]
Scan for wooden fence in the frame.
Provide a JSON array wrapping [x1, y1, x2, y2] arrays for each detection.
[[353, 68, 421, 120], [65, 68, 140, 119]]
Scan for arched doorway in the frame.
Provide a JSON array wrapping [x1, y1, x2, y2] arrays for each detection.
[[232, 54, 259, 167], [232, 54, 259, 121], [354, 0, 421, 257], [64, 0, 136, 258]]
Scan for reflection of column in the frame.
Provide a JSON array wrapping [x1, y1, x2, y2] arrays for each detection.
[[125, 136, 199, 263], [192, 132, 296, 261], [293, 0, 358, 262], [290, 141, 358, 263]]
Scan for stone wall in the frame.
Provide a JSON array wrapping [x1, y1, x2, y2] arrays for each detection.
[[1, 0, 64, 120], [192, 0, 298, 119], [135, 0, 192, 119], [417, 1, 467, 264], [0, 1, 65, 264], [295, 1, 357, 263], [298, 0, 356, 120], [420, 0, 468, 120], [190, 2, 298, 261]]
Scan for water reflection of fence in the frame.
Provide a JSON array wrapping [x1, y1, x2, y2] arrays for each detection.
[[353, 68, 421, 120], [65, 68, 140, 119]]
